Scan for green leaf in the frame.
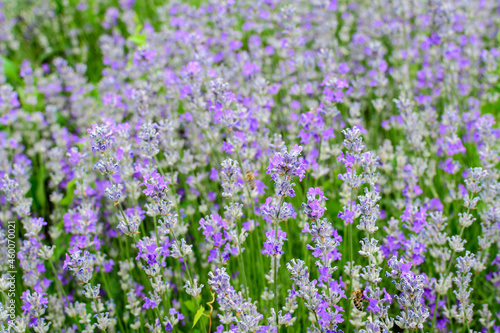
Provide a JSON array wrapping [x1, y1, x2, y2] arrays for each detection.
[[192, 305, 205, 328], [182, 299, 196, 312], [56, 111, 68, 126], [129, 34, 146, 46], [60, 179, 77, 206], [133, 12, 142, 28], [177, 101, 185, 114], [128, 12, 146, 46], [1, 56, 20, 84]]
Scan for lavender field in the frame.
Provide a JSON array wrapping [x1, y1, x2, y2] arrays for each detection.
[[1, 0, 500, 332]]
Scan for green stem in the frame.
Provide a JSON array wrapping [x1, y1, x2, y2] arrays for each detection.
[[346, 178, 355, 333], [234, 151, 262, 299], [48, 261, 82, 330], [237, 245, 249, 298], [100, 269, 128, 333], [169, 231, 195, 287], [313, 138, 323, 188], [1, 290, 21, 315], [153, 215, 160, 247], [312, 311, 324, 332], [349, 222, 353, 277], [464, 308, 470, 332], [446, 296, 454, 332], [0, 291, 8, 305], [274, 195, 285, 331], [201, 127, 222, 166], [195, 296, 208, 333], [153, 307, 166, 332], [274, 253, 279, 330], [431, 225, 466, 331]]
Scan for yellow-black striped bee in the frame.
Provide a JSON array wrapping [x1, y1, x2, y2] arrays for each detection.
[[245, 171, 256, 190], [351, 290, 366, 311]]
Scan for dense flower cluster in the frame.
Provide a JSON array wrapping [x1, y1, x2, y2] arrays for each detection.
[[0, 0, 499, 332]]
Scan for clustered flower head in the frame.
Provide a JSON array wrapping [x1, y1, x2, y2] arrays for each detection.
[[387, 257, 429, 330], [88, 123, 115, 154], [266, 144, 306, 197]]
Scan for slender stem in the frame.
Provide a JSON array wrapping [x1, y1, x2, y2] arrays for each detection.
[[349, 222, 353, 275], [169, 229, 205, 333], [313, 138, 322, 188], [235, 151, 262, 300], [201, 127, 222, 166], [464, 307, 470, 332], [195, 296, 208, 333], [38, 153, 49, 219], [447, 296, 454, 332], [228, 179, 250, 298], [274, 253, 279, 329], [117, 201, 128, 222], [348, 175, 355, 277], [346, 181, 355, 333], [0, 291, 8, 306], [237, 245, 249, 298], [153, 215, 160, 247], [131, 226, 170, 332], [49, 261, 70, 305], [312, 311, 324, 332], [1, 289, 21, 315], [323, 253, 332, 299], [170, 231, 194, 285], [153, 307, 166, 332], [100, 269, 128, 333], [48, 261, 82, 330], [431, 225, 466, 330], [274, 195, 285, 331]]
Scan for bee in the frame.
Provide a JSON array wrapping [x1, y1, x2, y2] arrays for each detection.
[[245, 171, 256, 190], [351, 290, 366, 311]]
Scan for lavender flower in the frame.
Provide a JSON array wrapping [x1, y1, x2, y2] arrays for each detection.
[[87, 123, 115, 154], [3, 1, 500, 332]]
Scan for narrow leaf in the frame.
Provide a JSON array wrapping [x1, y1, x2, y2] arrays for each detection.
[[192, 305, 205, 328]]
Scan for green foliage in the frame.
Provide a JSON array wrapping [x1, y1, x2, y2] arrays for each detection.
[[192, 305, 205, 328]]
